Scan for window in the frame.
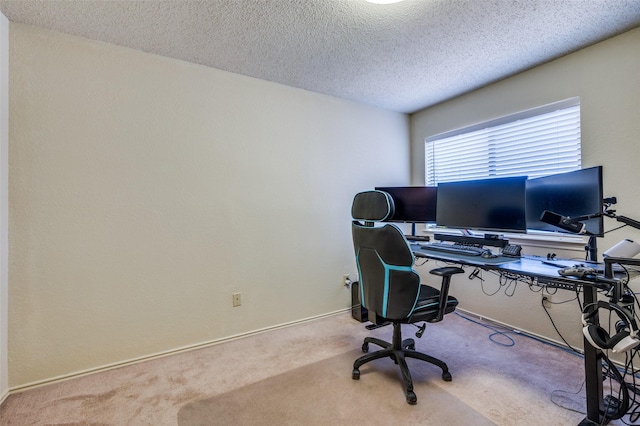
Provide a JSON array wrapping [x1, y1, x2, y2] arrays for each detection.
[[425, 98, 581, 185]]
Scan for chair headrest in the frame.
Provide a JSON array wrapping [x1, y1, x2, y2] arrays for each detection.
[[351, 191, 395, 222]]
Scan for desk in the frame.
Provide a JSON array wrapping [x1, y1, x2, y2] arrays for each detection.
[[412, 245, 624, 426]]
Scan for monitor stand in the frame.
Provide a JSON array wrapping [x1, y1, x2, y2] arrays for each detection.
[[587, 236, 598, 262]]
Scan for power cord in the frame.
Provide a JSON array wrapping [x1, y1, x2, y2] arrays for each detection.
[[454, 311, 515, 347], [550, 379, 586, 416], [540, 296, 580, 353]]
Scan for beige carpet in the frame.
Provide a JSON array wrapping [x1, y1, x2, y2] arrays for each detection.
[[0, 312, 625, 425], [177, 350, 494, 425]]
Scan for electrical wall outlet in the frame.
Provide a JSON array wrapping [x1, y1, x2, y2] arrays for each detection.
[[343, 274, 351, 287], [232, 292, 241, 307], [542, 293, 554, 308]]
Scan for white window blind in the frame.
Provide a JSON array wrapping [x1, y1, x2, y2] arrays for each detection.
[[425, 98, 581, 185]]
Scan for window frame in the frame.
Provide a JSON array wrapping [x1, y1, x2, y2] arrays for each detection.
[[425, 97, 581, 186], [423, 97, 585, 243]]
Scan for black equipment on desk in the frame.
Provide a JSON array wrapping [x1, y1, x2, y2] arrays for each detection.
[[502, 244, 522, 257], [405, 234, 430, 242], [433, 233, 509, 248], [424, 233, 511, 258]]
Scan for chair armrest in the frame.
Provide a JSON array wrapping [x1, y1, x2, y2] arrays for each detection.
[[429, 267, 465, 321]]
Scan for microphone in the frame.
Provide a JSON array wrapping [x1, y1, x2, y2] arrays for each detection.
[[540, 210, 587, 234]]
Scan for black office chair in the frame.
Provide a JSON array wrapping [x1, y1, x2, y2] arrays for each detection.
[[350, 190, 464, 404]]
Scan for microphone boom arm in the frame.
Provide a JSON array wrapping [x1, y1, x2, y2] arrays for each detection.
[[614, 215, 640, 231], [554, 201, 640, 232], [563, 212, 604, 224]]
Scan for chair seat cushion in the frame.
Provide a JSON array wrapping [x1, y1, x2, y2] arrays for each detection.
[[408, 285, 458, 323]]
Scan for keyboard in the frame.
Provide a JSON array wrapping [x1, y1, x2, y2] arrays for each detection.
[[419, 242, 491, 257]]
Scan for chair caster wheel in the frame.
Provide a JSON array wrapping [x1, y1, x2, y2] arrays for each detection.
[[406, 391, 417, 405], [352, 369, 360, 380], [361, 342, 369, 353], [407, 343, 415, 351], [442, 371, 452, 381]]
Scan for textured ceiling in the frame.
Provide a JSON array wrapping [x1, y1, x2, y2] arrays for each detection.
[[1, 0, 640, 113]]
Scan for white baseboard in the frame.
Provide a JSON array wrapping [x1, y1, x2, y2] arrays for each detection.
[[9, 308, 350, 394]]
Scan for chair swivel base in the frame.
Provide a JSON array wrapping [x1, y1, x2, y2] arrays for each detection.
[[351, 323, 451, 405]]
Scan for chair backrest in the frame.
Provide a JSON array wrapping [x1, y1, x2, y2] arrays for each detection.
[[351, 191, 421, 321]]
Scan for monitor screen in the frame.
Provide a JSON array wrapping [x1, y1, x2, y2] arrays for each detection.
[[526, 166, 604, 236], [436, 176, 528, 233], [374, 186, 438, 223]]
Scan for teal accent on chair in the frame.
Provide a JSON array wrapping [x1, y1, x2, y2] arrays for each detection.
[[379, 256, 414, 318]]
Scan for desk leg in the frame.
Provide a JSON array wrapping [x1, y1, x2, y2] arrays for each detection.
[[580, 286, 605, 425]]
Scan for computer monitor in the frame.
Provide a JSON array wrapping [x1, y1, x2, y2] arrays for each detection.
[[436, 176, 528, 233], [374, 186, 438, 223], [526, 166, 604, 236]]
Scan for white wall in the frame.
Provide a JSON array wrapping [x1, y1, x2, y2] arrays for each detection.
[[411, 28, 640, 346], [8, 24, 409, 388], [0, 11, 9, 402]]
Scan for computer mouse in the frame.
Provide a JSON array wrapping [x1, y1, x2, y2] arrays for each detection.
[[481, 250, 496, 259]]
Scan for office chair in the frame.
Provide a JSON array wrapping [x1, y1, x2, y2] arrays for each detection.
[[350, 190, 464, 404]]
